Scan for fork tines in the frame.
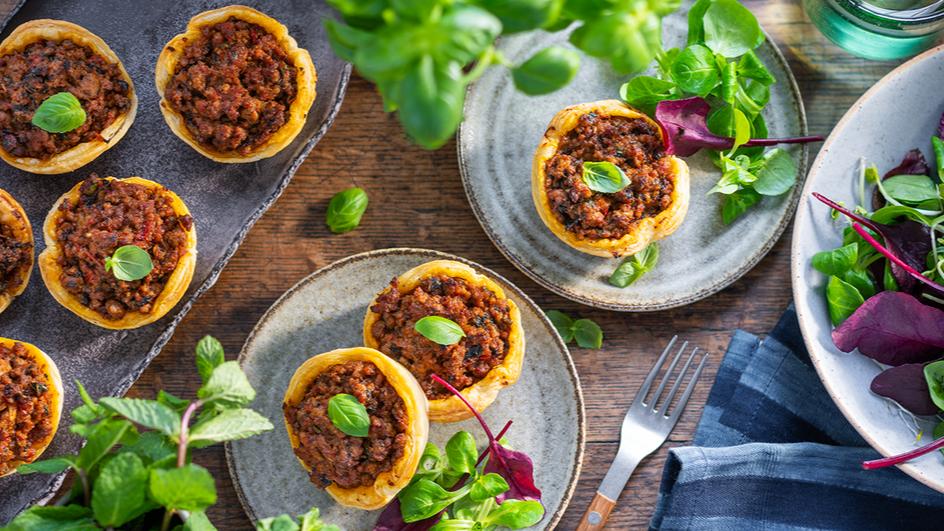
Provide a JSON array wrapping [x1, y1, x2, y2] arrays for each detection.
[[633, 336, 709, 420]]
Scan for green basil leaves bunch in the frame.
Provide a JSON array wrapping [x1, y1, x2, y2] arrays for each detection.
[[5, 336, 337, 531], [545, 310, 603, 349], [325, 0, 681, 149], [621, 0, 794, 224], [396, 432, 544, 529]]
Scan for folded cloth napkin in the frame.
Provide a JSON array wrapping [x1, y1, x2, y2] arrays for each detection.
[[649, 306, 944, 530]]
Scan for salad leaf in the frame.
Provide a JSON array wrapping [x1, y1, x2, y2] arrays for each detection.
[[832, 291, 944, 366], [870, 363, 940, 416], [826, 275, 864, 326], [701, 0, 763, 57], [924, 360, 944, 412], [812, 243, 857, 276]]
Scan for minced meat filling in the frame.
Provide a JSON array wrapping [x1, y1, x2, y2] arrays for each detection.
[[284, 360, 408, 489], [0, 39, 131, 160], [545, 113, 674, 241], [53, 175, 193, 321], [369, 275, 513, 399], [0, 342, 54, 476], [0, 219, 30, 295], [164, 18, 298, 155]]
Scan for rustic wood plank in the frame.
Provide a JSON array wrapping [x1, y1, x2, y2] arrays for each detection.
[[6, 0, 902, 528]]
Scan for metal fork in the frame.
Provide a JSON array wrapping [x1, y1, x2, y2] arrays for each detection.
[[576, 336, 709, 531]]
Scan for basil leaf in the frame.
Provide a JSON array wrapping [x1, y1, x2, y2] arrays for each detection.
[[811, 244, 858, 276], [512, 45, 580, 96], [92, 452, 149, 527], [582, 161, 630, 193], [398, 55, 466, 149], [444, 430, 477, 475], [326, 187, 369, 234], [414, 315, 466, 345], [609, 243, 659, 288], [484, 499, 546, 528], [327, 393, 370, 437], [17, 456, 74, 475], [721, 188, 761, 224], [476, 0, 561, 33], [149, 463, 217, 512], [104, 245, 153, 282], [703, 0, 763, 57], [882, 174, 940, 205], [572, 318, 603, 349], [924, 360, 944, 412], [826, 275, 864, 326], [99, 397, 181, 437], [468, 473, 509, 502], [31, 91, 86, 133], [188, 408, 274, 447], [670, 44, 720, 96], [195, 335, 225, 384], [197, 361, 255, 409], [544, 310, 574, 342]]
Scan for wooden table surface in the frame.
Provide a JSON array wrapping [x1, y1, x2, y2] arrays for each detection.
[[32, 1, 903, 529]]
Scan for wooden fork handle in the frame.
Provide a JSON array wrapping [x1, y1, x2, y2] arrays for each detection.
[[576, 491, 616, 530]]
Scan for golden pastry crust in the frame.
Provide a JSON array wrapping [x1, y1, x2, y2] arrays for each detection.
[[155, 5, 317, 163], [283, 347, 429, 510], [0, 337, 63, 478], [38, 176, 197, 330], [0, 20, 137, 174], [0, 189, 33, 314], [532, 99, 690, 258], [364, 260, 526, 423]]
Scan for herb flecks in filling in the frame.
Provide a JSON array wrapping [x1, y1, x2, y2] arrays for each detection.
[[0, 342, 53, 476], [165, 18, 298, 155], [370, 275, 513, 399], [284, 360, 408, 489], [53, 175, 193, 321], [545, 113, 674, 240], [0, 39, 131, 159], [0, 218, 30, 295]]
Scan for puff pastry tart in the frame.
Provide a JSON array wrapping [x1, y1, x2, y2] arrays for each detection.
[[0, 338, 63, 477], [283, 347, 429, 510], [532, 99, 690, 257], [0, 189, 33, 313], [0, 20, 136, 174], [364, 260, 526, 423], [156, 5, 317, 163], [39, 175, 196, 329]]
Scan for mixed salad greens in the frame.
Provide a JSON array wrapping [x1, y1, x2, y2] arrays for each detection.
[[811, 115, 944, 468]]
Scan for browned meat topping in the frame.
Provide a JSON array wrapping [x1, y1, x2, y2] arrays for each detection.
[[0, 218, 30, 295], [164, 18, 298, 155], [0, 342, 54, 476], [53, 175, 193, 321], [284, 360, 408, 489], [370, 275, 513, 399], [0, 39, 131, 160], [545, 113, 674, 240]]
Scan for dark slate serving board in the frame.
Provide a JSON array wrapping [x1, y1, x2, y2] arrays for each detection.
[[0, 0, 350, 521]]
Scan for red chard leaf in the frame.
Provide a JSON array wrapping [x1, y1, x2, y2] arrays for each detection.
[[483, 445, 541, 502], [870, 363, 940, 416], [832, 291, 944, 365]]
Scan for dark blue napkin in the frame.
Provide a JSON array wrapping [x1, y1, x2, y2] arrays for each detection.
[[649, 307, 944, 530]]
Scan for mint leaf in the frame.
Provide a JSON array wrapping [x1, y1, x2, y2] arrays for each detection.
[[195, 335, 225, 383], [76, 419, 133, 470], [149, 463, 217, 511], [92, 452, 149, 527], [157, 390, 190, 413], [17, 456, 74, 475], [100, 397, 181, 437], [299, 508, 340, 531], [188, 408, 274, 448], [197, 361, 255, 409], [122, 431, 176, 464], [256, 515, 300, 531], [2, 505, 97, 531], [184, 510, 216, 531]]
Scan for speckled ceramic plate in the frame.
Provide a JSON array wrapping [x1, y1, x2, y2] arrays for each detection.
[[793, 45, 944, 493], [458, 0, 808, 311], [226, 248, 585, 529]]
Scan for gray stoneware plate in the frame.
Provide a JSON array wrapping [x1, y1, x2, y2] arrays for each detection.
[[0, 0, 349, 521], [226, 248, 585, 529], [458, 0, 808, 311], [793, 45, 944, 493]]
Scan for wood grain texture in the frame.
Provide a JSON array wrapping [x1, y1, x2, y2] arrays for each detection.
[[23, 1, 901, 529]]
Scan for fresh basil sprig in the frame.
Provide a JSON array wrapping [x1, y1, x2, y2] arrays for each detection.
[[327, 393, 370, 437], [512, 45, 580, 96], [104, 245, 154, 281], [545, 310, 603, 349], [610, 244, 660, 288], [415, 315, 466, 345], [582, 161, 630, 194], [32, 91, 87, 133], [326, 187, 368, 234]]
